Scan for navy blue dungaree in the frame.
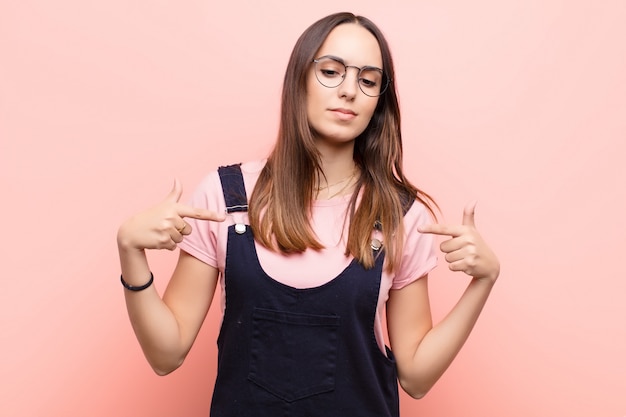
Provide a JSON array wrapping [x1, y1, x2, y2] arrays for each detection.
[[210, 164, 401, 417]]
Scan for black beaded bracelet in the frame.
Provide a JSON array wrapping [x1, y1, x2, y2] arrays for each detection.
[[120, 272, 154, 291]]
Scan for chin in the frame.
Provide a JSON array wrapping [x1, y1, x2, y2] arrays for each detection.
[[316, 132, 359, 145], [316, 126, 367, 144]]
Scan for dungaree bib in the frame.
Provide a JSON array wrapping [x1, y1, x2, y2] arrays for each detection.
[[210, 164, 402, 417]]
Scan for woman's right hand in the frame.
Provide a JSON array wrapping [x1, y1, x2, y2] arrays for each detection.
[[117, 179, 226, 252]]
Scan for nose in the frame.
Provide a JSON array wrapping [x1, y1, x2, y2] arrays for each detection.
[[337, 66, 360, 100]]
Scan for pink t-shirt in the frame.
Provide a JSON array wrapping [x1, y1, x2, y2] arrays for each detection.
[[178, 160, 438, 352]]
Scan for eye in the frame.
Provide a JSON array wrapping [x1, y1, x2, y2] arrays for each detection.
[[359, 68, 383, 89], [315, 57, 345, 80], [359, 78, 378, 88], [320, 69, 341, 78]]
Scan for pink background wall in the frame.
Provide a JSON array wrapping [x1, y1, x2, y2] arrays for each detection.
[[1, 1, 624, 416]]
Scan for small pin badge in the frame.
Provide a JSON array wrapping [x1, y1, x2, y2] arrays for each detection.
[[370, 238, 382, 251]]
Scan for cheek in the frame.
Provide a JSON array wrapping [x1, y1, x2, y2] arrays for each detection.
[[306, 73, 321, 104], [306, 86, 328, 120], [360, 100, 379, 125], [305, 92, 318, 123]]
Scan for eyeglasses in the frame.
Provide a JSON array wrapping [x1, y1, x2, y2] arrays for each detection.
[[312, 55, 390, 97]]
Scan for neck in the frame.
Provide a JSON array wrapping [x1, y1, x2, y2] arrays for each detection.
[[315, 140, 356, 186], [314, 144, 359, 200]]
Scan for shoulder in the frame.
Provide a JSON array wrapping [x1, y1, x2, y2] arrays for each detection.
[[198, 160, 267, 191], [389, 198, 438, 288], [400, 199, 437, 260], [187, 160, 266, 209], [216, 160, 266, 180], [403, 199, 435, 229], [229, 159, 266, 197], [239, 159, 267, 175]]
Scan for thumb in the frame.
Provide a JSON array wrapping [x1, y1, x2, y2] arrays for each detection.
[[463, 200, 477, 227], [165, 178, 183, 203]]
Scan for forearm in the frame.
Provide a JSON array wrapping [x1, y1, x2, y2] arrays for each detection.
[[402, 277, 495, 397], [116, 183, 224, 374], [119, 245, 186, 375]]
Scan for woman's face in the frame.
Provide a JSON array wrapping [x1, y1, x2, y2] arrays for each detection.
[[306, 23, 383, 148]]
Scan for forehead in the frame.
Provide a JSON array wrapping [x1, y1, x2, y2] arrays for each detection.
[[315, 23, 383, 68]]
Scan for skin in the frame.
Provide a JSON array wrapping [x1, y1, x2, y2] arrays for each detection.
[[388, 201, 499, 398], [307, 24, 381, 191], [117, 179, 224, 375], [306, 25, 381, 148], [117, 22, 500, 399]]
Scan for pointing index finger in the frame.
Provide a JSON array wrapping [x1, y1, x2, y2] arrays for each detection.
[[418, 223, 464, 237], [177, 204, 226, 222]]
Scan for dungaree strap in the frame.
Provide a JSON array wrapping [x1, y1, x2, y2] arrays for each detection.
[[218, 164, 248, 213]]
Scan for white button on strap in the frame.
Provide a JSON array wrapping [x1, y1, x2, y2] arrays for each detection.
[[235, 223, 247, 234]]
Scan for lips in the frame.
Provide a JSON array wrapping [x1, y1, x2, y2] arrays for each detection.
[[329, 108, 357, 121], [329, 108, 356, 116]]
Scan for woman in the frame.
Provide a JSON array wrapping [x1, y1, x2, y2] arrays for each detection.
[[117, 12, 500, 417]]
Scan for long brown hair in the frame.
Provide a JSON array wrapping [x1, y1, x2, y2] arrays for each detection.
[[248, 12, 437, 272]]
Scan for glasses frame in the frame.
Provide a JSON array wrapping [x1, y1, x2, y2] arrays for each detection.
[[312, 55, 391, 97]]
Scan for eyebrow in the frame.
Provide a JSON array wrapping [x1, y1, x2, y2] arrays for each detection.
[[320, 54, 383, 71]]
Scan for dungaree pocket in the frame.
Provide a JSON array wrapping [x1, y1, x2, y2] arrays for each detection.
[[248, 307, 340, 402]]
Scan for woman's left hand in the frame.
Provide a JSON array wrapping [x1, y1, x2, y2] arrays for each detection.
[[418, 202, 500, 283]]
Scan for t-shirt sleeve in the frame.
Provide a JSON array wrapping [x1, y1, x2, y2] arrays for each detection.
[[391, 201, 439, 290], [177, 171, 226, 269]]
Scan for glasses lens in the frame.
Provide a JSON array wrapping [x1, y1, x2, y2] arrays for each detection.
[[358, 68, 386, 97], [314, 57, 390, 97], [314, 57, 345, 88]]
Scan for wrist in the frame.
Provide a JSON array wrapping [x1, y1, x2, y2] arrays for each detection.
[[117, 229, 144, 253], [472, 271, 499, 286]]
